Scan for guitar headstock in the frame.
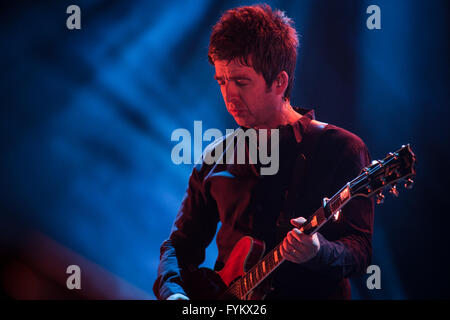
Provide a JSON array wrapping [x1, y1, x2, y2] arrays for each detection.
[[350, 144, 416, 204]]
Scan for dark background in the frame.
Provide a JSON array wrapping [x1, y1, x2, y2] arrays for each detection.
[[0, 0, 449, 299]]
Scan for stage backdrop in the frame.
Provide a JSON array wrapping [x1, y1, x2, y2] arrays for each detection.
[[1, 0, 449, 299]]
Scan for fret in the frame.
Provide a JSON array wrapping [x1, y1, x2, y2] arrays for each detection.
[[252, 268, 256, 286], [328, 185, 351, 214], [339, 185, 350, 202], [276, 246, 281, 264], [243, 275, 248, 291], [329, 196, 343, 213], [244, 271, 251, 297], [310, 215, 318, 227]]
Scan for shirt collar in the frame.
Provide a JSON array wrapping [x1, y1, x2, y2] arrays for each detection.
[[277, 107, 315, 144]]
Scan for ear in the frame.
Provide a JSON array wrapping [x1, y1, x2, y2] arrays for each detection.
[[272, 71, 289, 98]]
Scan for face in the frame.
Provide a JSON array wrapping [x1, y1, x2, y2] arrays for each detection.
[[214, 59, 280, 129]]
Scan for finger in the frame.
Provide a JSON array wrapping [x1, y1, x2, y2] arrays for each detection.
[[286, 230, 302, 247], [284, 238, 303, 259], [291, 228, 313, 244], [291, 217, 307, 228], [290, 228, 303, 242], [281, 240, 308, 263], [280, 241, 297, 261], [282, 250, 297, 262], [287, 235, 308, 254], [282, 238, 296, 256]]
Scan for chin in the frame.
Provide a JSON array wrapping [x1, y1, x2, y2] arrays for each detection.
[[235, 119, 250, 128]]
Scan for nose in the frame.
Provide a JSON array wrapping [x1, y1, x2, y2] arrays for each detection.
[[223, 81, 239, 105]]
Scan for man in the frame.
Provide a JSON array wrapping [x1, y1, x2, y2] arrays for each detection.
[[154, 4, 374, 300]]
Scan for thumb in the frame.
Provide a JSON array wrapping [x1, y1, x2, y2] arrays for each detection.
[[291, 216, 307, 228]]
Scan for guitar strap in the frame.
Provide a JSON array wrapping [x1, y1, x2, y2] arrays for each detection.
[[276, 118, 326, 232]]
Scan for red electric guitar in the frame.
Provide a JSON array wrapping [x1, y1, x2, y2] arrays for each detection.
[[183, 144, 416, 299]]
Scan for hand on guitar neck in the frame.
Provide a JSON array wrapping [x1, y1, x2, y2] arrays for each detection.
[[280, 217, 321, 264]]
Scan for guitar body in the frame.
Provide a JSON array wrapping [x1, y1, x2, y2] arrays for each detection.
[[183, 236, 266, 300], [217, 236, 266, 299]]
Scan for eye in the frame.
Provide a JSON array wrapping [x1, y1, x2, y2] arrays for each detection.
[[217, 79, 226, 86], [235, 80, 248, 87]]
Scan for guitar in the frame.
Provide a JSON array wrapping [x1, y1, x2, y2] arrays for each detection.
[[183, 144, 416, 300]]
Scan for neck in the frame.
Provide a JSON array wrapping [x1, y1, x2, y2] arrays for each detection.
[[255, 100, 302, 130], [278, 100, 302, 126]]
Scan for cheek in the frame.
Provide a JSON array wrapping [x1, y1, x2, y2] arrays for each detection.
[[219, 87, 226, 100], [244, 87, 267, 110], [239, 86, 259, 106]]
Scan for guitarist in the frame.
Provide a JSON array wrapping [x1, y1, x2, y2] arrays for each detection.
[[154, 4, 374, 300]]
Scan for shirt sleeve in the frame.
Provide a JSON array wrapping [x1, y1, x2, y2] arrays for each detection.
[[153, 164, 219, 300], [301, 130, 375, 280]]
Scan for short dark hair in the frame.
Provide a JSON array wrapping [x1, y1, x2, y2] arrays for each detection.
[[208, 4, 299, 100]]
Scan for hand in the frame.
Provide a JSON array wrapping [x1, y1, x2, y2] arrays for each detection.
[[280, 217, 320, 264], [167, 293, 189, 300]]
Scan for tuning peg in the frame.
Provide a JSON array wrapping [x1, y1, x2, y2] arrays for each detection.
[[376, 192, 385, 205], [404, 178, 414, 190], [389, 184, 399, 197], [371, 160, 381, 167], [387, 152, 398, 160]]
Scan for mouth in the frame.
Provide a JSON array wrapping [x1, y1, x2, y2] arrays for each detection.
[[228, 104, 245, 114], [229, 110, 245, 119]]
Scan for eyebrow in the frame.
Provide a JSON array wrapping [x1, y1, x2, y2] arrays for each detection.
[[214, 74, 251, 81]]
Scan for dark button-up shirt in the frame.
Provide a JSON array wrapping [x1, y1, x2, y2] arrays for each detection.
[[154, 108, 374, 300]]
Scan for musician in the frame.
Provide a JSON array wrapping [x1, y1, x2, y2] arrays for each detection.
[[154, 4, 374, 300]]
